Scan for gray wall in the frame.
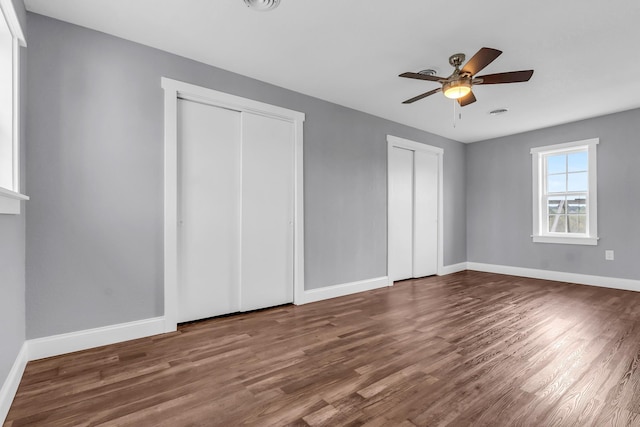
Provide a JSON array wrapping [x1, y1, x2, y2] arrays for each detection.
[[467, 108, 640, 280], [0, 0, 27, 391], [25, 13, 467, 339]]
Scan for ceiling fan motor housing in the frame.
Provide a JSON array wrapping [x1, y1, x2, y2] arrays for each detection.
[[448, 53, 466, 68]]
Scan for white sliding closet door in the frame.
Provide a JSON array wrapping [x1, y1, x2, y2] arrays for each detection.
[[240, 113, 294, 311], [177, 99, 241, 322], [413, 150, 438, 277], [177, 101, 295, 323], [388, 147, 414, 281], [388, 144, 439, 282]]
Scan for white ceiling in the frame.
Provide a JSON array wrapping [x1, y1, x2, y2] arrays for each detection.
[[24, 0, 640, 143]]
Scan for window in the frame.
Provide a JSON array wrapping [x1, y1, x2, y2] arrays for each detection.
[[0, 0, 27, 214], [531, 138, 598, 245]]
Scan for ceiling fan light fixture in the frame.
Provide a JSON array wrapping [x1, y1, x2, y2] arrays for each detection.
[[243, 0, 280, 11], [443, 80, 471, 99], [400, 48, 533, 106]]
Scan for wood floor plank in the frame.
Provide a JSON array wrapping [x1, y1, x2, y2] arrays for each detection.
[[7, 271, 640, 426]]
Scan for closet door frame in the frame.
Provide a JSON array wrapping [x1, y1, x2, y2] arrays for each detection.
[[386, 135, 444, 284], [162, 77, 305, 332]]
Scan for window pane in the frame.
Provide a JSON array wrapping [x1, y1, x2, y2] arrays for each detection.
[[547, 154, 566, 174], [568, 172, 588, 192], [568, 151, 587, 172], [567, 215, 587, 234], [547, 174, 566, 193], [547, 197, 565, 214], [566, 195, 586, 214], [548, 214, 566, 233]]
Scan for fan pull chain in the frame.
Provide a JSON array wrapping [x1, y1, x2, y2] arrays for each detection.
[[452, 100, 462, 128], [453, 100, 457, 128]]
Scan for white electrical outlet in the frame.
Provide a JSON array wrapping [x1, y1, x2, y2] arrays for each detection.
[[605, 250, 614, 261]]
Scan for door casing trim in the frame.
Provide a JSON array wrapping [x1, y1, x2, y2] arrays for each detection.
[[162, 77, 305, 332]]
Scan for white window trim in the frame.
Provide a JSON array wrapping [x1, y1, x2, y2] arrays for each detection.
[[0, 0, 28, 215], [531, 138, 599, 245]]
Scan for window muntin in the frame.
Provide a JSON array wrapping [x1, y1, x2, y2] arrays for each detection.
[[543, 149, 589, 236]]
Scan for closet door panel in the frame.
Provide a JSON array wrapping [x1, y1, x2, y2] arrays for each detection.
[[388, 146, 414, 281], [240, 113, 294, 311], [177, 99, 241, 322], [413, 150, 438, 277]]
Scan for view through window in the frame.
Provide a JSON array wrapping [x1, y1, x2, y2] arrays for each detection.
[[544, 150, 588, 234]]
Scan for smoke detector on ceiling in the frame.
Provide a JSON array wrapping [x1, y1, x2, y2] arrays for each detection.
[[244, 0, 280, 11]]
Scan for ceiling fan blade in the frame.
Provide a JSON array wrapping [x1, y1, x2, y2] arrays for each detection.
[[475, 70, 534, 84], [402, 88, 442, 104], [458, 91, 476, 107], [461, 47, 502, 76], [399, 72, 446, 82]]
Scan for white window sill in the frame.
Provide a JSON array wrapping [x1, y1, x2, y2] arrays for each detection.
[[532, 235, 598, 246], [0, 187, 29, 215]]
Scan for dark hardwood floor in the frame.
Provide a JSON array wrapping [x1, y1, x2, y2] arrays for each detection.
[[7, 271, 640, 426]]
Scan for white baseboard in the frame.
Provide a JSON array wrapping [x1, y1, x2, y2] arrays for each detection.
[[27, 317, 166, 361], [467, 262, 640, 292], [439, 262, 468, 276], [0, 342, 28, 425], [297, 276, 389, 305]]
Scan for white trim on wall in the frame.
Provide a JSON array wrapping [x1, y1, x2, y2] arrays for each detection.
[[27, 317, 166, 361], [5, 262, 635, 424], [386, 135, 445, 280], [297, 276, 389, 305], [0, 187, 28, 214], [467, 262, 640, 293], [0, 342, 27, 425], [161, 78, 305, 331], [0, 1, 28, 214], [162, 81, 179, 332], [439, 262, 467, 276], [0, 0, 26, 46], [1, 318, 166, 422]]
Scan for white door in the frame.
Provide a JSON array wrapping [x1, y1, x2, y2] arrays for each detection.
[[413, 150, 438, 277], [388, 146, 414, 281], [240, 112, 294, 311], [177, 100, 295, 323], [178, 99, 241, 322], [388, 145, 439, 281]]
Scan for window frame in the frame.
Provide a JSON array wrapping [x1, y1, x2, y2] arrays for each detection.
[[0, 0, 28, 215], [530, 138, 599, 246]]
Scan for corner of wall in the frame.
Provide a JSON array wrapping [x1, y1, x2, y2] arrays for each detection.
[[0, 342, 28, 425]]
